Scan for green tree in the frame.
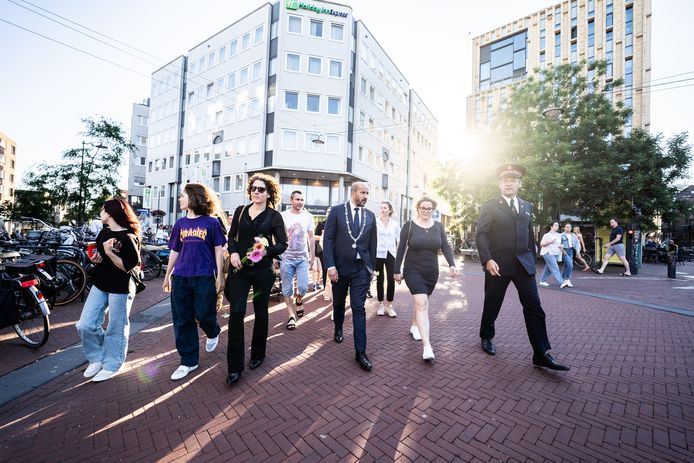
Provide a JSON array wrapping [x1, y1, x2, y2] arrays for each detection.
[[24, 117, 135, 225], [2, 190, 55, 224]]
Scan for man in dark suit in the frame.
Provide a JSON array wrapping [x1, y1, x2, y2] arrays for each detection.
[[323, 182, 377, 371], [476, 164, 570, 371]]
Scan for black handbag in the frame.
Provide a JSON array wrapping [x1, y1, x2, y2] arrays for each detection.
[[130, 269, 146, 295]]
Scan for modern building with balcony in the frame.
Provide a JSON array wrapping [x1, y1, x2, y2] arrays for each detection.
[[466, 0, 651, 135], [143, 0, 437, 225], [0, 131, 17, 204]]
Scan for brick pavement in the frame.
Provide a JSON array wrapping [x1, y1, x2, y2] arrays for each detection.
[[0, 258, 692, 462]]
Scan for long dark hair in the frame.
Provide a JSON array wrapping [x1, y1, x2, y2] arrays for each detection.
[[103, 197, 141, 237]]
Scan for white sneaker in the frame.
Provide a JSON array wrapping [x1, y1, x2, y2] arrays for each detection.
[[422, 345, 435, 360], [410, 325, 422, 341], [386, 304, 397, 318], [92, 369, 117, 382], [566, 280, 573, 288], [206, 336, 219, 352], [171, 364, 198, 381], [330, 310, 334, 320], [376, 303, 385, 316], [539, 281, 550, 287], [83, 362, 103, 378], [560, 281, 569, 289]]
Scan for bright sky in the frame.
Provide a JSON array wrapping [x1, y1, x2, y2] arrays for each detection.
[[1, 0, 692, 187]]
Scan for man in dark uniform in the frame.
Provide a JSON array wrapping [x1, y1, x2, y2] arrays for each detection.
[[476, 164, 569, 371]]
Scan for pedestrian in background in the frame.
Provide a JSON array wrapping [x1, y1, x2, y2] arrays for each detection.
[[225, 173, 288, 387], [394, 196, 457, 361], [376, 200, 400, 318], [572, 226, 591, 271], [596, 218, 631, 276], [539, 222, 567, 288], [560, 223, 581, 287], [163, 184, 226, 381], [77, 197, 141, 382]]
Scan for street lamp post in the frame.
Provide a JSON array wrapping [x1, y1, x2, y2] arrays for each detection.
[[79, 141, 107, 226]]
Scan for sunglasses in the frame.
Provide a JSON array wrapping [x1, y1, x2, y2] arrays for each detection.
[[250, 186, 267, 193]]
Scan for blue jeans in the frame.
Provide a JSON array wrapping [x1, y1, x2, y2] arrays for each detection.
[[280, 258, 309, 297], [171, 275, 221, 367], [76, 286, 134, 371], [562, 249, 574, 280], [540, 253, 564, 285]]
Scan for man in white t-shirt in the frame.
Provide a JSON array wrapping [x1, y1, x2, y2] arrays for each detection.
[[280, 191, 315, 330]]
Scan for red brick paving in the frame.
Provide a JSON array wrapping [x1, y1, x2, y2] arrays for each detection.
[[0, 258, 693, 461]]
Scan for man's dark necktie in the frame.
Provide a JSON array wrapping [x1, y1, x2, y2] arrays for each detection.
[[353, 207, 361, 232], [510, 199, 518, 216]]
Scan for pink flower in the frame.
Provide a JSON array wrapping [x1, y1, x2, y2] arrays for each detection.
[[248, 249, 264, 263]]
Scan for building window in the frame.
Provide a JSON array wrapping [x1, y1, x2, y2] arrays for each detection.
[[228, 72, 236, 90], [329, 60, 343, 78], [305, 132, 320, 152], [213, 177, 220, 192], [217, 78, 225, 93], [225, 105, 236, 123], [570, 0, 577, 27], [570, 42, 577, 64], [208, 52, 216, 67], [326, 135, 339, 154], [254, 25, 264, 44], [606, 0, 613, 28], [554, 5, 561, 29], [588, 0, 595, 17], [308, 56, 322, 75], [310, 19, 323, 38], [136, 135, 147, 145], [554, 32, 561, 59], [219, 46, 226, 62], [360, 77, 367, 94], [479, 30, 527, 89], [234, 174, 244, 191], [250, 98, 260, 116], [148, 161, 153, 172], [328, 97, 340, 115], [606, 30, 613, 78], [283, 130, 298, 149], [625, 5, 634, 56], [368, 85, 375, 101], [331, 23, 344, 41], [359, 111, 366, 127], [539, 13, 546, 50], [307, 94, 320, 113], [169, 156, 174, 168], [215, 111, 223, 126], [539, 51, 546, 70], [252, 61, 262, 80], [207, 83, 214, 97], [248, 133, 259, 153], [194, 152, 200, 163], [230, 39, 238, 56], [286, 53, 300, 72], [285, 91, 299, 110], [288, 15, 302, 34], [587, 20, 595, 62], [239, 67, 249, 85], [242, 32, 251, 50], [137, 115, 148, 126], [139, 156, 146, 166], [223, 176, 231, 192]]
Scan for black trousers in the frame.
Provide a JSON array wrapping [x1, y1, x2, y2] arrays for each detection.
[[479, 260, 551, 355], [331, 261, 369, 353], [376, 253, 395, 302], [225, 265, 275, 373]]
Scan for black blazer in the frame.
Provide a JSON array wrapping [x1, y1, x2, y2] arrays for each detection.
[[476, 196, 537, 276], [323, 203, 377, 276]]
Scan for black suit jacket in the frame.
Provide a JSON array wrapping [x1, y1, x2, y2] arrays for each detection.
[[476, 196, 537, 276], [323, 203, 377, 276]]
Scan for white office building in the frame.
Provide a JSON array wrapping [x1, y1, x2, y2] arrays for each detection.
[[127, 99, 150, 209], [143, 0, 437, 225]]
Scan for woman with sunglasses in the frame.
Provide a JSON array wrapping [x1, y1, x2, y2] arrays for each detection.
[[225, 173, 287, 387], [76, 197, 141, 382], [163, 183, 227, 381], [394, 196, 457, 361]]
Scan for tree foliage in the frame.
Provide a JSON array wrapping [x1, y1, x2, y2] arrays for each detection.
[[0, 190, 55, 224], [24, 117, 135, 224]]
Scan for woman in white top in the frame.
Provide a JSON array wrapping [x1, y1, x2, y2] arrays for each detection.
[[539, 221, 566, 287], [375, 201, 400, 317]]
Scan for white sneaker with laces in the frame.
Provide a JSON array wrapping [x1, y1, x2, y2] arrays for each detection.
[[171, 364, 198, 381], [539, 281, 550, 287], [92, 369, 117, 382], [560, 281, 569, 289], [410, 325, 422, 341], [566, 280, 573, 287], [83, 362, 103, 378], [386, 304, 397, 318], [422, 345, 435, 360], [376, 303, 385, 316], [206, 336, 219, 352]]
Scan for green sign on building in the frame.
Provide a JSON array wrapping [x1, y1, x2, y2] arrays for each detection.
[[284, 0, 348, 18]]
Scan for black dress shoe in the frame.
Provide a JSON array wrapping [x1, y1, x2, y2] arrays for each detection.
[[226, 372, 242, 386], [481, 338, 496, 355], [533, 352, 570, 371], [355, 351, 372, 371], [334, 329, 344, 343], [249, 358, 264, 370]]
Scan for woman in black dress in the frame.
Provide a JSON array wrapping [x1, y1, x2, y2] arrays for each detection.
[[394, 196, 457, 361]]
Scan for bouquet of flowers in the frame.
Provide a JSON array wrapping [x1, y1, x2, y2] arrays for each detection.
[[235, 235, 270, 272]]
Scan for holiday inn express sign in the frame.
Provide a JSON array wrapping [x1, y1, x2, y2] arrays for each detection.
[[285, 0, 348, 17]]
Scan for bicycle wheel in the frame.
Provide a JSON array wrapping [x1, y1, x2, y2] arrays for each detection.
[[53, 259, 87, 306], [141, 251, 162, 281], [13, 287, 50, 348], [582, 253, 593, 266]]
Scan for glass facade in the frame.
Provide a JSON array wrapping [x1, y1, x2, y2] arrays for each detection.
[[479, 30, 527, 89], [625, 5, 634, 56]]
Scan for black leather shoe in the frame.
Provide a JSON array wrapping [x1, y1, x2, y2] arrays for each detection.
[[355, 351, 372, 371], [481, 338, 496, 355], [334, 329, 344, 343], [226, 372, 242, 386], [249, 358, 264, 370], [533, 352, 570, 371]]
